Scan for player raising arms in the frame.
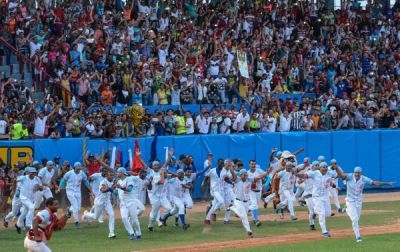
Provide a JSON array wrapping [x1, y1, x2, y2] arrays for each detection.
[[24, 197, 71, 252], [334, 166, 395, 242]]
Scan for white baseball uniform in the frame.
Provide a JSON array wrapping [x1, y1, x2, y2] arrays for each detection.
[[306, 170, 336, 233], [248, 168, 264, 211], [294, 164, 310, 200], [328, 166, 342, 210], [205, 167, 224, 221], [302, 173, 315, 226], [83, 178, 115, 235], [147, 172, 172, 228], [17, 175, 41, 228], [23, 209, 53, 252], [230, 177, 253, 233], [4, 184, 23, 223], [220, 167, 235, 221], [117, 176, 142, 236], [277, 170, 296, 218], [167, 177, 185, 215], [344, 173, 373, 239], [182, 175, 194, 209], [62, 170, 89, 223], [35, 167, 56, 209]]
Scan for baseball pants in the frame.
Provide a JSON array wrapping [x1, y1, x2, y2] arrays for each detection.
[[120, 201, 141, 236], [148, 196, 172, 228], [346, 200, 362, 238], [223, 188, 234, 221], [278, 190, 296, 217], [24, 236, 51, 252], [230, 199, 251, 233], [34, 188, 53, 209], [313, 196, 331, 233], [263, 192, 276, 203], [305, 196, 315, 225], [66, 191, 82, 223], [249, 191, 261, 211], [295, 183, 305, 200], [329, 187, 341, 210], [206, 191, 224, 220], [5, 197, 22, 222], [84, 199, 115, 234], [18, 198, 35, 228], [183, 193, 193, 209]]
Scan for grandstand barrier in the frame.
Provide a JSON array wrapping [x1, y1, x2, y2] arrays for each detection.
[[0, 130, 398, 199]]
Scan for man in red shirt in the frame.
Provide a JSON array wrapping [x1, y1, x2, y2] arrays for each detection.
[[84, 151, 101, 176]]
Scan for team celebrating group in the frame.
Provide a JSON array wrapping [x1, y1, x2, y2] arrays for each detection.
[[2, 147, 394, 252]]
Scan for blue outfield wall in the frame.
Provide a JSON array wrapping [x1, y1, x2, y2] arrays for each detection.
[[0, 130, 399, 198]]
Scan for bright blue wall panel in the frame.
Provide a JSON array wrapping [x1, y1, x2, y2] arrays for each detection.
[[281, 132, 307, 162], [228, 134, 255, 168], [380, 130, 400, 183], [254, 133, 281, 170], [306, 132, 332, 162], [356, 130, 380, 185]]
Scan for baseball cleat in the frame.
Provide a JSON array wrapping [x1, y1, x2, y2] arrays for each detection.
[[310, 225, 316, 230], [204, 219, 211, 225], [338, 207, 345, 213], [356, 237, 362, 242], [330, 213, 335, 217], [247, 232, 253, 238], [224, 220, 231, 224], [291, 216, 298, 221], [211, 213, 217, 221], [108, 233, 116, 239], [263, 202, 268, 208], [299, 200, 306, 206], [148, 227, 153, 232], [256, 221, 262, 227], [175, 221, 179, 227], [129, 234, 135, 240], [98, 217, 104, 223], [66, 207, 73, 218], [75, 222, 80, 229], [136, 235, 142, 241], [322, 232, 331, 238], [183, 224, 190, 231], [2, 216, 8, 228], [15, 224, 21, 234]]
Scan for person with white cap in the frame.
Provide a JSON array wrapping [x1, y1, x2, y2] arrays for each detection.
[[82, 169, 116, 239], [16, 167, 42, 232], [56, 162, 93, 228], [334, 166, 394, 242], [116, 167, 142, 240], [231, 168, 268, 238], [204, 158, 225, 224], [317, 156, 325, 163], [247, 160, 264, 226], [301, 161, 320, 230], [328, 159, 345, 213], [220, 159, 236, 224], [34, 161, 58, 209], [294, 157, 311, 205], [276, 161, 297, 220], [297, 161, 336, 238]]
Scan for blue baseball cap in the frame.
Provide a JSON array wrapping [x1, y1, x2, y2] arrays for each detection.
[[28, 167, 37, 173], [330, 159, 337, 164], [354, 166, 362, 173], [32, 161, 40, 166], [304, 157, 310, 162], [152, 160, 160, 166], [312, 161, 319, 166], [286, 161, 295, 167], [73, 162, 82, 168], [318, 156, 325, 161], [276, 151, 283, 157], [47, 161, 54, 166], [176, 169, 184, 174], [117, 167, 128, 175], [319, 162, 328, 168], [238, 169, 248, 176], [24, 167, 31, 172]]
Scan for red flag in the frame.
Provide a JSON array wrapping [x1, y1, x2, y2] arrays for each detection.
[[132, 140, 143, 173], [116, 149, 122, 165]]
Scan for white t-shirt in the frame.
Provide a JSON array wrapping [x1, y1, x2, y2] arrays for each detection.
[[232, 113, 250, 131], [186, 118, 194, 134], [34, 116, 48, 136], [219, 117, 232, 134], [0, 120, 7, 134], [279, 114, 292, 132]]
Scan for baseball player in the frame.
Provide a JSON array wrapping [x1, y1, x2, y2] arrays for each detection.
[[134, 169, 150, 215], [276, 161, 297, 220], [173, 168, 195, 227], [247, 160, 264, 226], [116, 167, 142, 240], [300, 161, 319, 230], [231, 168, 268, 238], [220, 159, 235, 224], [328, 159, 345, 213], [35, 161, 58, 209], [56, 162, 93, 228], [16, 167, 43, 233], [297, 162, 336, 238], [334, 166, 394, 242], [24, 197, 71, 252], [294, 157, 311, 205], [204, 159, 225, 224], [89, 168, 108, 223], [164, 169, 190, 230], [82, 169, 116, 239]]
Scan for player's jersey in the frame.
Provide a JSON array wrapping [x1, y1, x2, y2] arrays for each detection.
[[63, 170, 88, 193], [17, 175, 41, 199], [306, 170, 336, 198], [90, 173, 104, 197], [205, 168, 222, 193], [38, 168, 55, 186], [247, 168, 264, 191], [183, 175, 194, 196], [149, 172, 167, 199], [278, 170, 296, 193], [269, 158, 280, 177], [234, 178, 254, 202], [220, 168, 234, 190], [117, 176, 139, 204], [345, 173, 373, 202], [328, 166, 341, 186], [167, 177, 185, 199], [95, 178, 114, 203]]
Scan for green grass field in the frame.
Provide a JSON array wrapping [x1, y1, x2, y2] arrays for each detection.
[[1, 200, 399, 252]]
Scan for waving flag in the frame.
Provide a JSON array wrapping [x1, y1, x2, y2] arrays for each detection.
[[132, 140, 143, 173]]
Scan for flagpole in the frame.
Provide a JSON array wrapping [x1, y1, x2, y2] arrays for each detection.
[[128, 149, 133, 171], [164, 147, 169, 164], [110, 147, 117, 169]]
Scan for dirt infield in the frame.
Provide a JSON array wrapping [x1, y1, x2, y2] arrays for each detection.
[[144, 219, 400, 252]]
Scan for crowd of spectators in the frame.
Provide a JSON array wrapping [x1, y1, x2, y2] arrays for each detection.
[[1, 0, 400, 139]]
